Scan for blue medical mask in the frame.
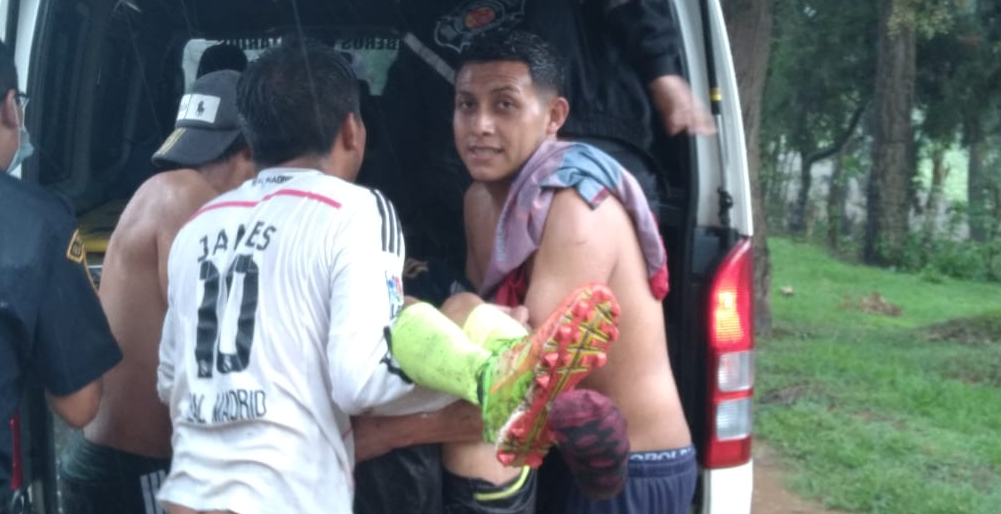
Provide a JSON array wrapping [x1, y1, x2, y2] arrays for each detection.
[[5, 97, 34, 175]]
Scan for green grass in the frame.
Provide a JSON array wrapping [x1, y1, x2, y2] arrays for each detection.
[[756, 238, 1001, 514]]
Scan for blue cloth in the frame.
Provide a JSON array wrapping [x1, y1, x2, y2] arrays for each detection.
[[480, 140, 669, 302]]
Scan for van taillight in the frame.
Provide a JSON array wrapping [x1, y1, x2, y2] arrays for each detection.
[[705, 238, 754, 469]]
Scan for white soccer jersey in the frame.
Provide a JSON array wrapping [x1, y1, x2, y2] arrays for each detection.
[[156, 168, 452, 514]]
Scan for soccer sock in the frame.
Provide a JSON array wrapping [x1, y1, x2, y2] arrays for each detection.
[[462, 303, 529, 352], [390, 301, 488, 404], [549, 390, 630, 500]]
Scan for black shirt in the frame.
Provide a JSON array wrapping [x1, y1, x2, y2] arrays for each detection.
[[397, 0, 681, 152], [0, 173, 122, 491]]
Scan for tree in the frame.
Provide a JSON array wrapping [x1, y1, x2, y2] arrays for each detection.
[[763, 0, 876, 237], [916, 0, 1001, 243], [864, 0, 960, 265], [722, 0, 775, 335]]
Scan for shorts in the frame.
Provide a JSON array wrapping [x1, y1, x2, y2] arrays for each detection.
[[59, 434, 171, 514], [354, 446, 536, 514], [443, 466, 536, 514], [538, 445, 698, 514], [354, 445, 444, 514]]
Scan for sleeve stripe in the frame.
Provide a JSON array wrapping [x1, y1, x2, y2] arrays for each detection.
[[369, 189, 403, 256]]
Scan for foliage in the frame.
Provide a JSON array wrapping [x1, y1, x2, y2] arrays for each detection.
[[757, 238, 1001, 514], [761, 0, 876, 160]]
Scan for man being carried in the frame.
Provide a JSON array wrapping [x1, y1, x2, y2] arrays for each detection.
[[155, 37, 619, 514], [457, 31, 697, 513], [59, 70, 256, 514]]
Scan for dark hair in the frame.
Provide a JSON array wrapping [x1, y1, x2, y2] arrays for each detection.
[[457, 30, 564, 95], [0, 39, 19, 98], [197, 43, 248, 78], [208, 133, 249, 166], [236, 37, 360, 169]]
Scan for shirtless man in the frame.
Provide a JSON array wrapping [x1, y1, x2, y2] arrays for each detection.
[[457, 31, 696, 513], [59, 69, 255, 514]]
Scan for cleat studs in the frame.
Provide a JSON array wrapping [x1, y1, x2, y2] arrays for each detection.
[[525, 453, 543, 468], [592, 288, 611, 303], [535, 374, 551, 388], [573, 301, 591, 318], [556, 325, 575, 344], [543, 352, 559, 367], [510, 422, 528, 438], [592, 353, 608, 367]]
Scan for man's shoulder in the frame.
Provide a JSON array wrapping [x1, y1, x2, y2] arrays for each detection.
[[117, 169, 218, 233], [140, 169, 215, 201], [289, 174, 392, 212]]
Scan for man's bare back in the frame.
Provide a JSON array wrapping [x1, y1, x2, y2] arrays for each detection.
[[84, 170, 223, 457], [465, 184, 691, 453]]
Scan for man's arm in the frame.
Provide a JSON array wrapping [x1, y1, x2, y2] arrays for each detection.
[[523, 189, 622, 323], [600, 0, 715, 135], [37, 218, 122, 427], [46, 385, 101, 428], [325, 191, 424, 415], [352, 401, 483, 462]]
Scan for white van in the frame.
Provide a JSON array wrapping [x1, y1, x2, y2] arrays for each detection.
[[2, 1, 753, 513]]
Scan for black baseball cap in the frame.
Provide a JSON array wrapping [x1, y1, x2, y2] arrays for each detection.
[[152, 70, 241, 168]]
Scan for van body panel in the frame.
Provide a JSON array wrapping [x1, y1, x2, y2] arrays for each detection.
[[676, 0, 752, 235], [702, 462, 755, 514]]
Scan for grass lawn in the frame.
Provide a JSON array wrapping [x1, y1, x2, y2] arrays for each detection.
[[756, 238, 1001, 514]]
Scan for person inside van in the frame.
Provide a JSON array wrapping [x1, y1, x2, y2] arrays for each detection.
[[0, 38, 122, 499], [196, 43, 248, 78], [381, 0, 713, 268], [58, 69, 257, 514], [357, 1, 710, 512], [154, 37, 620, 514], [456, 30, 697, 514]]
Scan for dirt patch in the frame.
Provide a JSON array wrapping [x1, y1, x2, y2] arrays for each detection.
[[925, 311, 1001, 345], [838, 291, 902, 317], [760, 382, 816, 406], [753, 441, 848, 514]]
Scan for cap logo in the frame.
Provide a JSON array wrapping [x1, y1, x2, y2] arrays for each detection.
[[176, 93, 221, 124]]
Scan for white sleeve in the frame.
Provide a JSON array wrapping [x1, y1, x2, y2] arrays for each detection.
[[325, 190, 416, 415], [157, 288, 178, 406]]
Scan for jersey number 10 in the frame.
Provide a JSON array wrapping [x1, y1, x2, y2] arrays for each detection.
[[195, 255, 259, 378]]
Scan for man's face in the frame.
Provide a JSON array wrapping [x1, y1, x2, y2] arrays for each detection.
[[453, 60, 557, 184]]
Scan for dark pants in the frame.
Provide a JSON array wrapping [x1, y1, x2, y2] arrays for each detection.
[[538, 446, 698, 514], [353, 446, 537, 514], [59, 435, 171, 514]]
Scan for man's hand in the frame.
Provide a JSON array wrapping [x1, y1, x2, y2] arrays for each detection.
[[351, 401, 483, 462], [648, 75, 716, 136]]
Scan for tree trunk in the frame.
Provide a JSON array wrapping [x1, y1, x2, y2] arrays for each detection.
[[922, 146, 947, 249], [789, 152, 813, 235], [827, 150, 847, 251], [864, 0, 916, 266], [967, 141, 987, 241], [722, 0, 774, 335]]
